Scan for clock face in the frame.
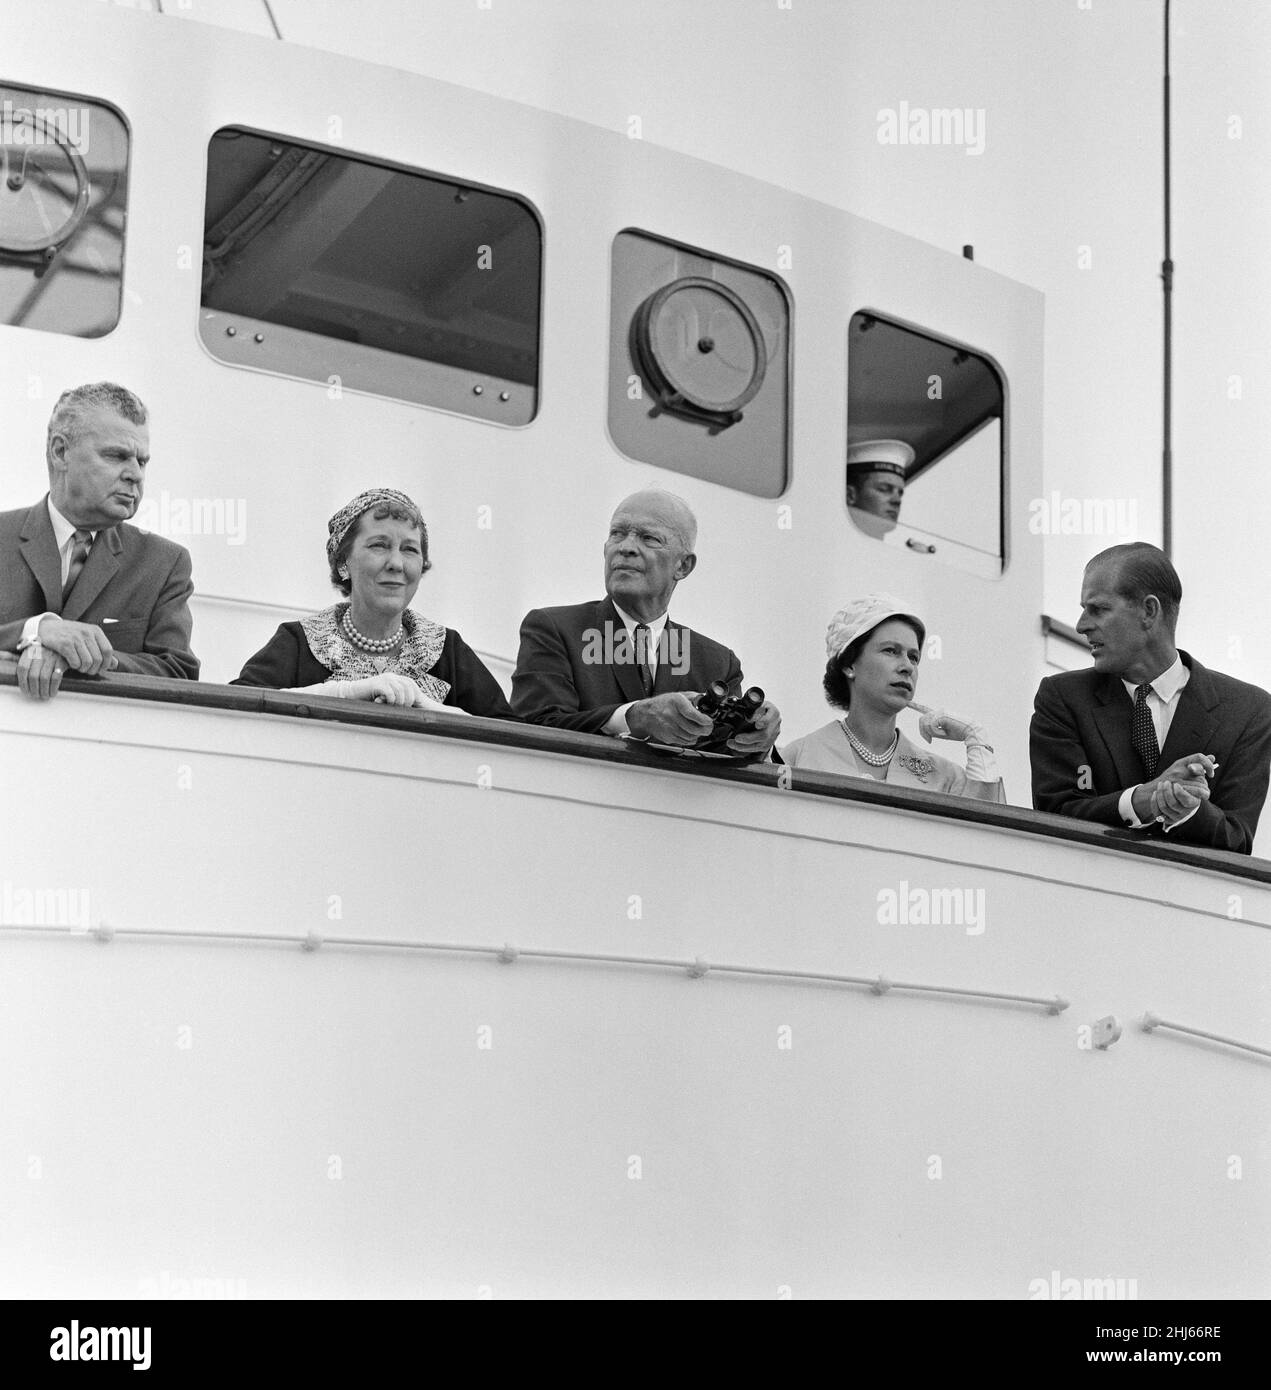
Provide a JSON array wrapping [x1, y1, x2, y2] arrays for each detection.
[[608, 229, 791, 497], [634, 276, 768, 418], [0, 109, 91, 255]]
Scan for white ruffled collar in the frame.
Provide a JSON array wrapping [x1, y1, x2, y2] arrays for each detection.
[[300, 603, 452, 703]]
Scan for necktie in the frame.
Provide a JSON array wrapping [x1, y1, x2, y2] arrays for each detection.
[[633, 623, 655, 698], [62, 528, 93, 603], [1132, 682, 1161, 778]]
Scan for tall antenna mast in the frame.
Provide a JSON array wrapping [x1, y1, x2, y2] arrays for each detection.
[[1162, 0, 1174, 557]]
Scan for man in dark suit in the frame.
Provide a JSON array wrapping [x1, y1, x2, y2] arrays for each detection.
[[1030, 542, 1271, 854], [512, 489, 780, 756], [0, 382, 198, 700]]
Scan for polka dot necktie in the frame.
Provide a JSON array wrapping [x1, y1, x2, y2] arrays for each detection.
[[634, 624, 655, 698], [62, 529, 93, 603], [1132, 683, 1161, 779]]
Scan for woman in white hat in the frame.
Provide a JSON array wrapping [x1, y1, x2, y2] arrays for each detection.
[[780, 594, 1004, 800]]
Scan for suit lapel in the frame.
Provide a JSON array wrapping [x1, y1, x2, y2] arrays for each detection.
[[62, 525, 122, 621], [652, 620, 689, 694], [1091, 672, 1147, 786], [597, 597, 646, 705], [18, 501, 62, 613], [1157, 652, 1219, 768]]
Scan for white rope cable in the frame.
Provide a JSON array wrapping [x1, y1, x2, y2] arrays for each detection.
[[0, 920, 1068, 1014], [1139, 1012, 1271, 1060]]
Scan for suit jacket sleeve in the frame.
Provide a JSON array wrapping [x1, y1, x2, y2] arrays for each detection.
[[1030, 675, 1126, 825], [439, 630, 518, 720], [107, 543, 199, 681], [230, 624, 315, 688], [1161, 697, 1271, 854], [0, 617, 30, 652], [512, 608, 615, 734]]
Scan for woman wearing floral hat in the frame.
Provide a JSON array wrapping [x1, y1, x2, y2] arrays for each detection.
[[780, 594, 1004, 800], [232, 487, 515, 719]]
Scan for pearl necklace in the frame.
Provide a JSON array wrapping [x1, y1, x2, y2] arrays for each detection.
[[342, 608, 403, 653], [842, 720, 899, 766]]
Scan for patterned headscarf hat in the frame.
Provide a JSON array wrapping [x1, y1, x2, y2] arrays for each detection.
[[326, 488, 426, 564]]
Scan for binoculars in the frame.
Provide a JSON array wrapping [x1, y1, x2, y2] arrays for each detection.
[[692, 682, 765, 753]]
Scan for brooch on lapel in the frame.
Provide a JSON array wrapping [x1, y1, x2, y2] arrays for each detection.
[[897, 754, 934, 782]]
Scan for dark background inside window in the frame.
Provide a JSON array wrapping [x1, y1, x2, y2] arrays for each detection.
[[202, 128, 541, 385]]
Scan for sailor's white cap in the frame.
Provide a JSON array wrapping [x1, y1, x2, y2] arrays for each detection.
[[845, 438, 914, 478]]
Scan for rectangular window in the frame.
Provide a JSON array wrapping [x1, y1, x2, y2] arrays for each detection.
[[201, 126, 542, 424], [847, 311, 1006, 578], [0, 83, 129, 338]]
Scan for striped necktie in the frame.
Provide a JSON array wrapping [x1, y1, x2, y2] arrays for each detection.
[[62, 528, 93, 603], [1132, 682, 1161, 778], [633, 623, 655, 697]]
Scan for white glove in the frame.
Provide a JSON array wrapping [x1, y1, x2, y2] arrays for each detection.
[[908, 701, 986, 745], [352, 673, 427, 706], [909, 701, 998, 783], [418, 694, 470, 716], [326, 676, 472, 714]]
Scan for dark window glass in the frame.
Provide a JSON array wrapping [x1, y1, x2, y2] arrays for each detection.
[[847, 311, 1005, 576], [201, 127, 542, 423], [0, 84, 129, 338]]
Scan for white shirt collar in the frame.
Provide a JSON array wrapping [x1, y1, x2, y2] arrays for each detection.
[[612, 602, 669, 643], [1122, 653, 1188, 705], [47, 497, 95, 551]]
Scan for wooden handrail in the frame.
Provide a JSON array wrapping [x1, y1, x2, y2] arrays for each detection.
[[4, 653, 1271, 883]]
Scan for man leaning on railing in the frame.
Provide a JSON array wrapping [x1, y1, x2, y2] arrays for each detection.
[[0, 382, 199, 701], [511, 488, 781, 759], [1030, 542, 1271, 855]]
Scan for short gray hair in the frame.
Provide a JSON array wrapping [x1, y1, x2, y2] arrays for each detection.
[[663, 494, 698, 554], [47, 382, 148, 464], [611, 489, 698, 554]]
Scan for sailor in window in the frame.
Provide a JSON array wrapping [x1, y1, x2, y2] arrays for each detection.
[[845, 439, 911, 538]]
